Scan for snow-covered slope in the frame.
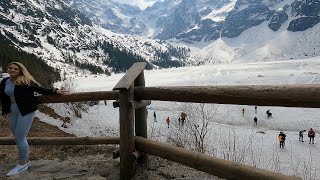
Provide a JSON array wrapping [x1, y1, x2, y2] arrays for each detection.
[[71, 0, 320, 65], [191, 21, 320, 63]]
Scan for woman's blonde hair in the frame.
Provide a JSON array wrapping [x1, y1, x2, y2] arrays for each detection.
[[8, 62, 40, 86]]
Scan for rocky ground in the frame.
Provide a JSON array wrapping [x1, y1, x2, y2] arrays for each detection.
[[0, 105, 219, 180]]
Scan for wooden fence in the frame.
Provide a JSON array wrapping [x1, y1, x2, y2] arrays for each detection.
[[0, 62, 314, 179]]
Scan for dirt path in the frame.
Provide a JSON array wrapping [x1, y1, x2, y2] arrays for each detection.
[[0, 106, 219, 180]]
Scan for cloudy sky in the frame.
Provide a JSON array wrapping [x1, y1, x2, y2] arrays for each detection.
[[113, 0, 158, 10]]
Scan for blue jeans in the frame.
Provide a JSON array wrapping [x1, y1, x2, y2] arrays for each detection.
[[9, 104, 35, 163]]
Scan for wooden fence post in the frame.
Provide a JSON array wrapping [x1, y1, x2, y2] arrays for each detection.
[[118, 85, 135, 180], [134, 71, 148, 164], [113, 62, 147, 180]]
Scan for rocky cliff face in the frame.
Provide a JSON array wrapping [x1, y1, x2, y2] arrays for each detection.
[[72, 0, 320, 44], [288, 0, 320, 32]]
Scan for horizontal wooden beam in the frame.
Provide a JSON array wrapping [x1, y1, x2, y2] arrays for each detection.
[[36, 91, 119, 103], [135, 137, 296, 180], [0, 137, 120, 145], [135, 85, 320, 108], [113, 62, 147, 90]]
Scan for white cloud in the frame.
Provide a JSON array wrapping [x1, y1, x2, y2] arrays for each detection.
[[113, 0, 157, 10]]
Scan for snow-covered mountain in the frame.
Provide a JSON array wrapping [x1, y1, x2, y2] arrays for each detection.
[[0, 0, 190, 75], [64, 0, 148, 35], [71, 0, 320, 64]]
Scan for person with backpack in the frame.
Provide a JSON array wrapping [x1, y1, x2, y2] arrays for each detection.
[[278, 132, 286, 148], [308, 128, 316, 144]]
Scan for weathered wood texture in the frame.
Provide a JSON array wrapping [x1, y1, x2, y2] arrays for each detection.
[[36, 91, 119, 103], [113, 62, 147, 90], [134, 71, 148, 164], [135, 85, 320, 108], [0, 137, 119, 145], [129, 150, 144, 162], [135, 137, 298, 180], [131, 100, 151, 109], [115, 100, 151, 109], [118, 86, 136, 180]]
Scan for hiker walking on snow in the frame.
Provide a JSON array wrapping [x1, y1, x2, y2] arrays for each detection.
[[254, 106, 257, 113], [181, 112, 187, 126], [299, 130, 305, 142], [254, 116, 258, 126], [308, 128, 316, 144], [166, 117, 170, 128], [278, 131, 286, 148], [153, 111, 157, 122], [242, 108, 245, 116], [266, 110, 272, 119]]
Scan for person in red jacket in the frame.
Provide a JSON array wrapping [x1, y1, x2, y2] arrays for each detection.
[[166, 117, 170, 128], [0, 62, 66, 176], [308, 128, 316, 144]]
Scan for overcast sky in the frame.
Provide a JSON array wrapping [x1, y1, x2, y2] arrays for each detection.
[[113, 0, 158, 10]]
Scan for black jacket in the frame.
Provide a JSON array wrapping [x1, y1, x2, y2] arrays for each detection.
[[0, 77, 57, 116]]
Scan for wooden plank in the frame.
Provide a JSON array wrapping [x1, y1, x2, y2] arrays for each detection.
[[135, 85, 320, 108], [135, 137, 297, 180], [36, 91, 119, 103], [134, 71, 148, 164], [113, 62, 147, 90], [119, 86, 136, 180], [0, 137, 119, 145]]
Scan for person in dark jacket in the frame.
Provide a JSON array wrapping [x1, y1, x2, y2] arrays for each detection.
[[0, 62, 65, 176], [308, 128, 316, 144], [299, 130, 305, 142], [254, 116, 258, 126], [153, 111, 157, 122]]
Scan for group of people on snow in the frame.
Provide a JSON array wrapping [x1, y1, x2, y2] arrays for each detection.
[[153, 111, 187, 128], [299, 128, 316, 144], [242, 106, 272, 126], [243, 106, 316, 148], [279, 128, 316, 148]]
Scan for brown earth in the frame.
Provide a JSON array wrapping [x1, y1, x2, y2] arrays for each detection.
[[0, 105, 219, 180]]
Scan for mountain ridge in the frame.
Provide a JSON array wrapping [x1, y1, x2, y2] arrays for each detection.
[[0, 0, 190, 78]]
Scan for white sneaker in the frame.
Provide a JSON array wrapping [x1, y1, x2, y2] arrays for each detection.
[[6, 163, 29, 176]]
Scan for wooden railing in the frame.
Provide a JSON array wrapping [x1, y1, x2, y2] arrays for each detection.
[[1, 62, 313, 179]]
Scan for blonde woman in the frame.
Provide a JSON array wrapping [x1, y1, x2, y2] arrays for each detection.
[[0, 62, 66, 176]]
